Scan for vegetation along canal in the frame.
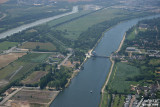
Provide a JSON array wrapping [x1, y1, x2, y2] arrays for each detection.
[[50, 14, 160, 107]]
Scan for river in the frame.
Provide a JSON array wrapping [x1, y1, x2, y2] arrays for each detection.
[[0, 6, 78, 39], [50, 14, 160, 107]]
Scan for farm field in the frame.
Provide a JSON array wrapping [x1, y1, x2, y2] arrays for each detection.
[[54, 8, 132, 40], [20, 42, 56, 51], [0, 61, 36, 81], [0, 53, 26, 68], [108, 62, 140, 93], [21, 71, 48, 84], [19, 53, 50, 63], [0, 53, 50, 81], [9, 89, 59, 107], [0, 41, 18, 50]]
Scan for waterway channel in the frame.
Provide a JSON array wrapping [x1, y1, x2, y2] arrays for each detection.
[[50, 14, 160, 107]]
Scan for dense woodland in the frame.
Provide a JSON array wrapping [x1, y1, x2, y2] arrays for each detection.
[[39, 66, 71, 89]]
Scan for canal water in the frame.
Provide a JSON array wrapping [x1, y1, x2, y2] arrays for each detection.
[[50, 14, 160, 107]]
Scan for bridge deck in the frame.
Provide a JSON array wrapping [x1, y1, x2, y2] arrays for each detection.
[[91, 55, 110, 58]]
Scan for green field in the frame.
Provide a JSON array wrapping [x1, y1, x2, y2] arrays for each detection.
[[0, 61, 37, 81], [101, 92, 111, 107], [20, 42, 56, 51], [127, 28, 136, 41], [0, 41, 18, 50], [108, 62, 140, 93], [18, 53, 50, 63], [53, 8, 132, 40], [149, 59, 160, 66]]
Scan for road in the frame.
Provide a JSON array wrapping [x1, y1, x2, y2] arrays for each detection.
[[30, 51, 57, 54]]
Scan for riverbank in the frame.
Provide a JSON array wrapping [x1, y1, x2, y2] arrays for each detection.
[[99, 33, 126, 107]]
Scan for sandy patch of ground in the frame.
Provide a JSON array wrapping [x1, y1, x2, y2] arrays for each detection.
[[62, 61, 74, 68], [8, 89, 59, 106], [21, 71, 48, 84]]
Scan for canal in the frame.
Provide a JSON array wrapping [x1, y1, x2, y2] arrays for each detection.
[[50, 14, 160, 107]]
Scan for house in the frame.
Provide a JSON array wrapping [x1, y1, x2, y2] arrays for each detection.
[[139, 24, 148, 29], [126, 47, 136, 52]]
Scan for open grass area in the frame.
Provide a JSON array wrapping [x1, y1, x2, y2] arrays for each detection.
[[20, 42, 56, 51], [149, 59, 160, 66], [21, 71, 48, 84], [54, 8, 132, 40], [0, 41, 18, 50], [108, 62, 140, 93], [101, 92, 111, 107], [127, 28, 136, 41]]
